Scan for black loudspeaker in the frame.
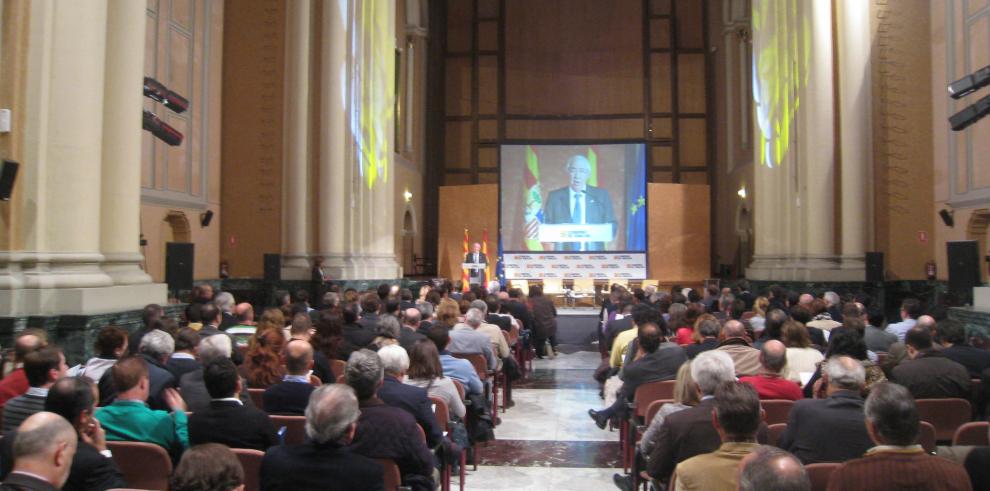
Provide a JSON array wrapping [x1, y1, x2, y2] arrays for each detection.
[[947, 240, 980, 304], [165, 242, 194, 291], [0, 160, 19, 201], [866, 252, 884, 283], [263, 254, 281, 282]]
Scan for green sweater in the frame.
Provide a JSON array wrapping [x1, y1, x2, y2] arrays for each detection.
[[95, 399, 189, 453]]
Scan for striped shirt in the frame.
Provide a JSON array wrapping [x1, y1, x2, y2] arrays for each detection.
[[2, 387, 48, 432]]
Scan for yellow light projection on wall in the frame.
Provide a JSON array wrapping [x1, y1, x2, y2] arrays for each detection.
[[351, 0, 394, 188], [752, 0, 810, 168]]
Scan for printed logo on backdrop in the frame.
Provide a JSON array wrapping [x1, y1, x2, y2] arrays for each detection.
[[551, 264, 568, 269], [538, 255, 558, 261], [502, 252, 647, 280], [616, 255, 633, 260]]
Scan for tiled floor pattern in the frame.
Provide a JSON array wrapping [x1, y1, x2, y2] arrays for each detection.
[[458, 349, 620, 490]]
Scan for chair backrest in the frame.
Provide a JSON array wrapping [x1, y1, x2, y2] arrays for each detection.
[[632, 380, 676, 418], [875, 352, 888, 365], [916, 398, 972, 442], [767, 423, 787, 447], [953, 421, 990, 446], [451, 379, 466, 401], [643, 399, 674, 426], [270, 414, 307, 445], [231, 448, 265, 491], [376, 458, 402, 491], [917, 421, 936, 454], [760, 400, 795, 426], [429, 396, 450, 430], [106, 441, 172, 491], [248, 388, 265, 411], [330, 359, 347, 380], [451, 353, 489, 380], [805, 463, 840, 491]]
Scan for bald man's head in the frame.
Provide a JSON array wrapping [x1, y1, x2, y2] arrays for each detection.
[[760, 340, 787, 373], [798, 294, 814, 308], [723, 320, 747, 340], [234, 302, 254, 323], [14, 331, 46, 363], [285, 339, 314, 375], [917, 315, 936, 332], [402, 308, 421, 327], [13, 412, 78, 488], [739, 446, 810, 491]]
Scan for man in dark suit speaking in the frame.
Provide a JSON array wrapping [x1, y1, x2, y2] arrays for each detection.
[[541, 155, 617, 251], [464, 242, 487, 285]]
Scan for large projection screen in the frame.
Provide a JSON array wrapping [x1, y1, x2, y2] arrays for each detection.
[[500, 143, 648, 280]]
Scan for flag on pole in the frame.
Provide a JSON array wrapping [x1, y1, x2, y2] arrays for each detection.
[[625, 145, 647, 250], [482, 229, 491, 286], [524, 146, 544, 251], [462, 228, 470, 291], [587, 147, 599, 187]]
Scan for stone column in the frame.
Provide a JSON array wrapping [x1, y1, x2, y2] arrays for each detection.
[[319, 0, 350, 277], [837, 0, 870, 271], [100, 0, 153, 285], [281, 0, 313, 279], [23, 0, 112, 291]]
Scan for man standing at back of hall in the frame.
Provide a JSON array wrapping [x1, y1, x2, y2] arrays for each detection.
[[539, 155, 617, 251]]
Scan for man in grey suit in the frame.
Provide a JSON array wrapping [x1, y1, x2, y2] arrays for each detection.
[[541, 155, 617, 251]]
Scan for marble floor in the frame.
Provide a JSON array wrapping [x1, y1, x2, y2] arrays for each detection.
[[457, 348, 620, 491]]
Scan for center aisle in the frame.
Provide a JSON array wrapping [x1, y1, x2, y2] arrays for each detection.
[[460, 342, 620, 491]]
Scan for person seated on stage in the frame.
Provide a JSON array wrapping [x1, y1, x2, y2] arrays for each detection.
[[262, 340, 316, 416], [588, 322, 687, 429], [95, 356, 189, 457], [344, 350, 435, 491], [170, 443, 245, 491], [376, 345, 444, 448], [189, 358, 278, 451], [827, 382, 971, 491], [260, 385, 383, 491], [3, 347, 68, 433], [738, 340, 803, 401], [0, 412, 77, 491], [669, 381, 762, 490]]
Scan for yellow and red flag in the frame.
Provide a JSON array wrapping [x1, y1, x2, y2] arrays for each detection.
[[482, 229, 491, 286]]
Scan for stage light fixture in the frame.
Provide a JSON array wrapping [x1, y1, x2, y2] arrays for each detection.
[[949, 94, 990, 132], [143, 77, 189, 114], [200, 210, 214, 227], [142, 110, 184, 146], [949, 65, 990, 99]]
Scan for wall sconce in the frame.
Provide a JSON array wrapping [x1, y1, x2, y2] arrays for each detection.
[[737, 186, 747, 199], [403, 190, 413, 202]]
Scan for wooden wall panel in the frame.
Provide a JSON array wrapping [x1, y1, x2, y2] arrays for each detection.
[[648, 183, 710, 281], [505, 119, 645, 140], [438, 185, 499, 281]]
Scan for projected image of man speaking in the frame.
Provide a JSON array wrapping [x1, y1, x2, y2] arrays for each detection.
[[539, 155, 617, 251]]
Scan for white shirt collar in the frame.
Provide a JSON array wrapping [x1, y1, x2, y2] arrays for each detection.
[[26, 387, 49, 397], [171, 352, 195, 360], [211, 397, 243, 405]]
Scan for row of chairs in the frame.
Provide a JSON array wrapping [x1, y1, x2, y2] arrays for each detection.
[[103, 441, 409, 491]]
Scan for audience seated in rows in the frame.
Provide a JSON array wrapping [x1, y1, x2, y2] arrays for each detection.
[[467, 302, 511, 363], [166, 328, 201, 380], [399, 308, 428, 351], [262, 340, 316, 415], [937, 319, 990, 378], [426, 326, 483, 396], [778, 356, 874, 464], [827, 382, 970, 491], [0, 377, 127, 491], [781, 320, 825, 384], [239, 328, 286, 389], [0, 412, 77, 491], [286, 314, 333, 384], [179, 334, 254, 413], [344, 349, 435, 490], [0, 331, 47, 409], [739, 340, 803, 401], [671, 381, 762, 490], [684, 316, 721, 360], [864, 305, 897, 353], [189, 358, 277, 451], [171, 443, 245, 491], [405, 339, 467, 420], [99, 329, 176, 410], [715, 320, 761, 377], [377, 345, 444, 448], [70, 326, 128, 384], [802, 329, 887, 399], [885, 298, 923, 343], [3, 347, 67, 432], [891, 326, 971, 400], [260, 384, 383, 490], [448, 305, 497, 371], [738, 446, 811, 491], [95, 356, 188, 458], [639, 362, 699, 457]]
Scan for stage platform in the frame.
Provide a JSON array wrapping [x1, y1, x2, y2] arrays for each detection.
[[554, 312, 601, 346]]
